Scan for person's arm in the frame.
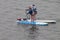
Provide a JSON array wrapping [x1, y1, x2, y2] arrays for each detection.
[[25, 9, 29, 14]]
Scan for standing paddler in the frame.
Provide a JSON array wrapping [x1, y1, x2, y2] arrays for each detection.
[[26, 4, 37, 21]]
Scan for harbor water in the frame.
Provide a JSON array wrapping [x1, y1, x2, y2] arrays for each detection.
[[0, 0, 60, 40]]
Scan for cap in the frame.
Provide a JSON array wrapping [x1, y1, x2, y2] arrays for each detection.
[[32, 4, 35, 6]]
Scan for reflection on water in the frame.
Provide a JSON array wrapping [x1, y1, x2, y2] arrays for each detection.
[[0, 0, 60, 40], [22, 24, 39, 40], [17, 24, 40, 39], [17, 24, 40, 40]]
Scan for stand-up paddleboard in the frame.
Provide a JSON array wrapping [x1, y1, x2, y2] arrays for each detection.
[[16, 18, 48, 26], [32, 20, 56, 23], [16, 20, 48, 26], [16, 18, 56, 26]]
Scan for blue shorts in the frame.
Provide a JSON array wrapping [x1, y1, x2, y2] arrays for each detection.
[[28, 10, 33, 15], [28, 9, 37, 15]]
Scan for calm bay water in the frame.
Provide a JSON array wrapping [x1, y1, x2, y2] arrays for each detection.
[[0, 0, 60, 40]]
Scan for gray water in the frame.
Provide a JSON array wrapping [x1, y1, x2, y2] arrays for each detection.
[[0, 0, 60, 40]]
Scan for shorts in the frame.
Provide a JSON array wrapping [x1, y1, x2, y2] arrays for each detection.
[[28, 10, 37, 16], [33, 11, 37, 15], [29, 10, 33, 15]]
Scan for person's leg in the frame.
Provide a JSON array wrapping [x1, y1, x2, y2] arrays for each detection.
[[30, 11, 37, 21], [33, 15, 36, 20], [33, 11, 37, 20], [32, 12, 37, 21], [30, 15, 34, 21], [30, 15, 36, 21]]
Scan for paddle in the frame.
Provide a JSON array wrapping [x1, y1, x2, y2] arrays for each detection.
[[25, 9, 30, 19]]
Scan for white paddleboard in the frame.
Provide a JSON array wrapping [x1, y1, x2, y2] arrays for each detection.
[[28, 20, 56, 23]]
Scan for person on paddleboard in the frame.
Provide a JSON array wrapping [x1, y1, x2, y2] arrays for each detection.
[[32, 4, 37, 20], [26, 4, 37, 21], [32, 4, 37, 12]]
